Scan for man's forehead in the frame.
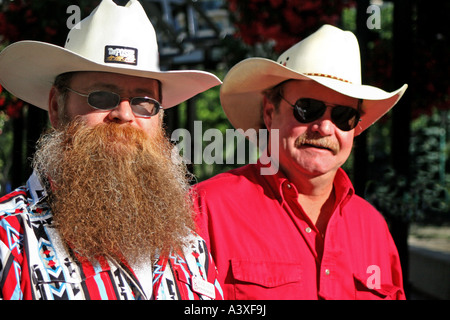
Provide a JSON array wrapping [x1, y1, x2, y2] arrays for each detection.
[[70, 71, 160, 93]]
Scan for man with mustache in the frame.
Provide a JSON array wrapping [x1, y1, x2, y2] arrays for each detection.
[[0, 0, 222, 300], [193, 25, 408, 299]]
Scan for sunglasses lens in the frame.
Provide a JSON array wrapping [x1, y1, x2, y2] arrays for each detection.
[[292, 98, 360, 131], [88, 91, 120, 110], [130, 97, 161, 117], [331, 106, 360, 131], [86, 91, 161, 117], [293, 99, 326, 123]]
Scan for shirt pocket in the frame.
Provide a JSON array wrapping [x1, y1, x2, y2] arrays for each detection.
[[353, 274, 403, 300], [231, 259, 303, 300]]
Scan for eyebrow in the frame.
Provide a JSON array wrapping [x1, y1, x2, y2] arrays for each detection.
[[89, 83, 159, 98]]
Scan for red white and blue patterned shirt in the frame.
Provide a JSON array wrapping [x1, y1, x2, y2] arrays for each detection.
[[0, 171, 223, 300]]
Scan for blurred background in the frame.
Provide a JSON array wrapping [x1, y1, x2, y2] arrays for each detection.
[[0, 0, 448, 299]]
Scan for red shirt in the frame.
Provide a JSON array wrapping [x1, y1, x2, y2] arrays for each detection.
[[193, 161, 405, 300]]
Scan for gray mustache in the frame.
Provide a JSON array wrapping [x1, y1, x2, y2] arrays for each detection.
[[294, 133, 340, 155]]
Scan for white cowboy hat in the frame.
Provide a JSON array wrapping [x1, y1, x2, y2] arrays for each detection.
[[220, 24, 408, 136], [0, 0, 221, 110]]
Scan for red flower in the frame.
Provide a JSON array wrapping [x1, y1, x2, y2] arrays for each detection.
[[45, 26, 57, 37], [227, 0, 351, 54], [25, 9, 37, 24], [269, 0, 283, 9], [8, 2, 23, 12], [6, 100, 23, 119]]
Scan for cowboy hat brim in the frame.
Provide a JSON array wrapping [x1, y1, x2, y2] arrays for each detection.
[[0, 41, 221, 110], [220, 58, 408, 136]]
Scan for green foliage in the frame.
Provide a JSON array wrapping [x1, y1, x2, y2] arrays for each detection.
[[365, 109, 450, 224], [175, 70, 249, 182]]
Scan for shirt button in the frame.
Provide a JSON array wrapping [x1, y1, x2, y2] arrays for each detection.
[[286, 183, 292, 189], [305, 227, 312, 233], [325, 269, 331, 275]]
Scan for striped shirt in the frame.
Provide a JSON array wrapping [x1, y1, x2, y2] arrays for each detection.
[[0, 171, 223, 300]]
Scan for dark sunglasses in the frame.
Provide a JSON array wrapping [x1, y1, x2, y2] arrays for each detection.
[[279, 96, 361, 131], [66, 87, 162, 117]]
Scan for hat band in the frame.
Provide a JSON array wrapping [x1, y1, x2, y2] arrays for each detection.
[[304, 73, 352, 84]]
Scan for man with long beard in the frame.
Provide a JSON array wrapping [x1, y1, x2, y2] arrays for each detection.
[[0, 0, 222, 300]]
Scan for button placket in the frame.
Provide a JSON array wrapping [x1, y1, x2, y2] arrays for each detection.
[[281, 179, 320, 261]]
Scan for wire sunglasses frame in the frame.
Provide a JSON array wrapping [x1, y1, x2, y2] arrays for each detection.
[[65, 87, 163, 117]]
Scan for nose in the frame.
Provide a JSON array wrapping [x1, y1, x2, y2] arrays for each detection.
[[107, 99, 134, 124], [310, 108, 334, 135]]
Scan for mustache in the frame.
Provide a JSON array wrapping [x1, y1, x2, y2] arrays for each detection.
[[294, 132, 340, 155]]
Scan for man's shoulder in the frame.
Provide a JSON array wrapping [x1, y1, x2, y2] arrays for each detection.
[[345, 193, 390, 227], [0, 187, 30, 217], [0, 187, 32, 253]]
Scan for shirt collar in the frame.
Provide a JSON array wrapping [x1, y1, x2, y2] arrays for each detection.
[[256, 158, 355, 209], [333, 167, 355, 207], [26, 170, 49, 209]]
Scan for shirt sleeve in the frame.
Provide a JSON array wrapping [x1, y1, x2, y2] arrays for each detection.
[[0, 215, 26, 300], [387, 227, 406, 300]]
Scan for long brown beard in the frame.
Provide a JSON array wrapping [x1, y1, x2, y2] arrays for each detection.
[[32, 119, 194, 264]]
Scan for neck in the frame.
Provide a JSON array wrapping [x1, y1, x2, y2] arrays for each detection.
[[286, 169, 337, 232]]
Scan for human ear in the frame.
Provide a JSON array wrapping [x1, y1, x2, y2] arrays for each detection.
[[48, 86, 61, 128], [262, 96, 275, 131]]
